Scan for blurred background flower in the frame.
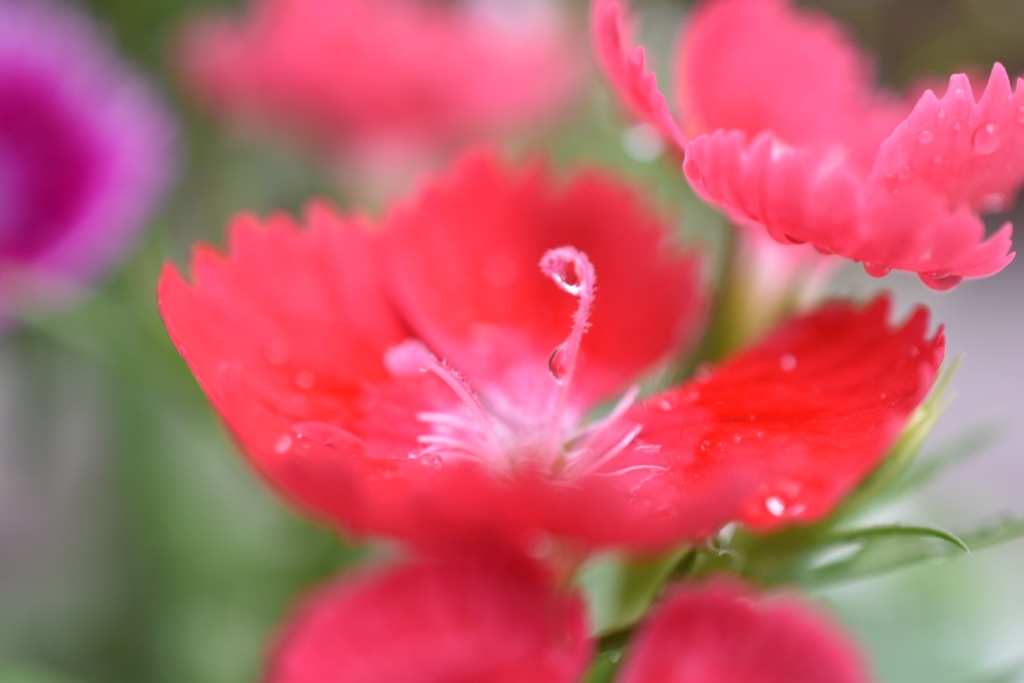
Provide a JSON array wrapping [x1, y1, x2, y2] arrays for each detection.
[[176, 0, 585, 197], [0, 0, 175, 322]]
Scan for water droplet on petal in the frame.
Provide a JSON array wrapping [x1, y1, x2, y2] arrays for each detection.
[[952, 121, 962, 132], [917, 129, 934, 145], [982, 193, 1009, 212], [681, 386, 701, 403], [897, 164, 912, 180], [907, 345, 921, 358], [863, 262, 892, 278], [778, 354, 797, 371], [295, 370, 316, 389], [274, 435, 292, 455], [699, 439, 712, 453], [421, 454, 443, 469], [765, 496, 787, 517], [972, 123, 1000, 155], [920, 272, 963, 290], [732, 434, 743, 444], [548, 345, 570, 383]]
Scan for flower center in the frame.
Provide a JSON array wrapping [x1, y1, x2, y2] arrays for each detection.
[[386, 246, 648, 479]]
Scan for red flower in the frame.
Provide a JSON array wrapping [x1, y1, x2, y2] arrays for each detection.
[[618, 579, 871, 683], [266, 553, 591, 683], [593, 0, 1017, 289], [159, 150, 943, 551], [176, 0, 582, 165]]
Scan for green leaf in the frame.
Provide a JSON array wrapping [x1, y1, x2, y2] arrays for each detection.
[[749, 523, 969, 587]]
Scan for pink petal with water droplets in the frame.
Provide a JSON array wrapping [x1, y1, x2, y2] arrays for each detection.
[[618, 296, 943, 531], [591, 0, 687, 151], [685, 130, 1016, 286], [872, 63, 1024, 210], [382, 149, 706, 420]]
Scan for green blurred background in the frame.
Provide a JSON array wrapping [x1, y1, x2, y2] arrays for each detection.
[[1, 1, 1022, 681]]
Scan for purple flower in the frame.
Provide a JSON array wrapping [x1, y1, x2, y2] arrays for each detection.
[[0, 0, 174, 312]]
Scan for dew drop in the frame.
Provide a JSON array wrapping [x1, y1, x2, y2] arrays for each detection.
[[550, 266, 581, 295], [274, 435, 292, 455], [421, 453, 443, 469], [732, 434, 743, 444], [863, 262, 892, 278], [952, 121, 962, 132], [548, 345, 570, 383], [971, 123, 1000, 155], [779, 354, 797, 371], [907, 345, 921, 358], [295, 370, 316, 389], [681, 386, 701, 403], [897, 164, 912, 180], [765, 496, 787, 517], [920, 271, 963, 290], [937, 109, 947, 120], [658, 398, 675, 411], [755, 430, 765, 438], [699, 439, 712, 453], [916, 130, 934, 145], [982, 193, 1009, 212]]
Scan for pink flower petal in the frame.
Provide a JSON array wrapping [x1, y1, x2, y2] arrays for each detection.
[[267, 553, 591, 683], [674, 0, 880, 156], [382, 149, 706, 420], [871, 63, 1024, 211], [590, 0, 686, 151], [618, 579, 870, 683], [620, 296, 944, 530], [684, 130, 1016, 286]]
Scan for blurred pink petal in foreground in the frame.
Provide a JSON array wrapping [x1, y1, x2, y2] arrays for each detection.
[[266, 553, 591, 683], [178, 0, 584, 167], [0, 0, 174, 315], [593, 0, 1018, 289], [618, 579, 871, 683]]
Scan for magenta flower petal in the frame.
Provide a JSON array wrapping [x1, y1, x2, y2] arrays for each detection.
[[267, 553, 592, 683], [618, 580, 871, 683], [0, 0, 174, 294]]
